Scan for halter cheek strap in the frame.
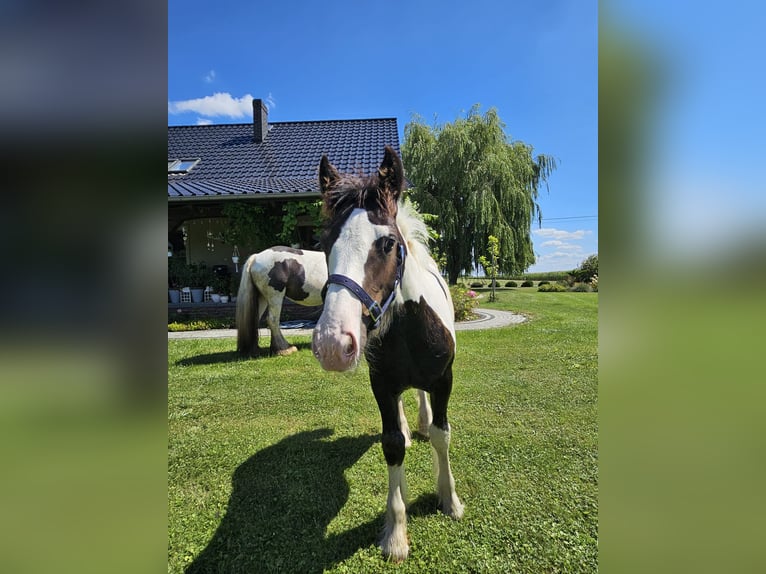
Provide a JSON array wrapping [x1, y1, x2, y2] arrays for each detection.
[[324, 243, 406, 330]]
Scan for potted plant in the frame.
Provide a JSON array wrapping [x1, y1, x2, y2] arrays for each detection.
[[188, 263, 210, 303], [212, 275, 229, 303], [168, 257, 187, 304]]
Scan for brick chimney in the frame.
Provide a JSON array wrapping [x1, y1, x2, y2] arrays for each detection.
[[253, 98, 268, 143]]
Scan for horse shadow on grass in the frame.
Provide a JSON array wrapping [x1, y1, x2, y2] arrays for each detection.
[[186, 428, 385, 574], [175, 341, 314, 366]]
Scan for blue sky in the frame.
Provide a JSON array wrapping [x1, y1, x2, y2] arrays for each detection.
[[169, 0, 598, 273]]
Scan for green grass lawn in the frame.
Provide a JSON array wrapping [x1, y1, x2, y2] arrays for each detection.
[[168, 291, 598, 573]]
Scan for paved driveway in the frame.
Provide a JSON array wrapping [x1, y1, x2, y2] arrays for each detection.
[[168, 308, 526, 340]]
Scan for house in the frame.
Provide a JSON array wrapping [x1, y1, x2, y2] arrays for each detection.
[[168, 99, 401, 271]]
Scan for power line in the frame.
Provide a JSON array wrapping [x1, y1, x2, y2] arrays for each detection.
[[541, 215, 598, 222]]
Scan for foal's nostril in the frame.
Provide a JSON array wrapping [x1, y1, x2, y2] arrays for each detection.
[[342, 332, 357, 358]]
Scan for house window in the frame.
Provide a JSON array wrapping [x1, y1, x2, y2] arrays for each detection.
[[168, 158, 200, 173]]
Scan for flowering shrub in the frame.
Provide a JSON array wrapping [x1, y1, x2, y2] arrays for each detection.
[[450, 285, 480, 322]]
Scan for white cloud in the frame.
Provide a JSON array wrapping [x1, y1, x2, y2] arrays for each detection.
[[195, 117, 213, 125], [203, 69, 216, 83], [527, 226, 596, 272], [168, 92, 253, 119], [265, 92, 276, 111], [533, 227, 590, 240], [540, 239, 581, 251], [532, 251, 586, 271]]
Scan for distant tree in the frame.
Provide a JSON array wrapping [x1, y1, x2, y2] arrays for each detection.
[[478, 235, 500, 302], [402, 105, 556, 284], [571, 254, 598, 283]]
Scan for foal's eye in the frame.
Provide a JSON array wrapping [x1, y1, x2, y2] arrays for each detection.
[[382, 236, 396, 255]]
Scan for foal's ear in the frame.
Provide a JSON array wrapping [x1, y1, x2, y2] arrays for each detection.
[[377, 145, 405, 199], [319, 155, 340, 195]]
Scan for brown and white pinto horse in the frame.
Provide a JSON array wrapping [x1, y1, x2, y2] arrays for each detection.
[[237, 246, 327, 357], [312, 146, 463, 562]]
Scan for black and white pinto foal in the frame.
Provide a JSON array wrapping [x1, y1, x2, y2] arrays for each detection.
[[237, 246, 327, 357], [312, 146, 463, 562]]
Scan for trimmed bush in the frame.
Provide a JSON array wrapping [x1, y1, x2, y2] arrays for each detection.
[[569, 283, 593, 292], [538, 282, 567, 292], [450, 285, 480, 322], [521, 280, 534, 288], [505, 280, 518, 287], [470, 282, 484, 288], [168, 318, 236, 331], [538, 280, 550, 286]]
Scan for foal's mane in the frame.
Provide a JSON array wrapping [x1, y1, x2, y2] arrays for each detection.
[[321, 174, 396, 223], [320, 172, 398, 249], [395, 198, 439, 274]]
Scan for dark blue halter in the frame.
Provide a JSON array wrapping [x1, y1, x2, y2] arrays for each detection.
[[324, 243, 406, 330]]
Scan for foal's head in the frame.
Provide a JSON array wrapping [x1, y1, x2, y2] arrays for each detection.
[[312, 146, 406, 372]]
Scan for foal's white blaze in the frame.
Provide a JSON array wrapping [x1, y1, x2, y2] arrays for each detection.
[[380, 464, 409, 562], [313, 208, 391, 372]]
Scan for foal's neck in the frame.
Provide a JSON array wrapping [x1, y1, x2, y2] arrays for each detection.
[[398, 245, 455, 335]]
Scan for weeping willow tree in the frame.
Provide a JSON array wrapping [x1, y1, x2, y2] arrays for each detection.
[[402, 105, 556, 285]]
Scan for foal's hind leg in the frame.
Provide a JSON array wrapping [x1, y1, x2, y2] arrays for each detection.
[[398, 395, 412, 448], [265, 294, 298, 356], [416, 389, 432, 438], [429, 372, 464, 519]]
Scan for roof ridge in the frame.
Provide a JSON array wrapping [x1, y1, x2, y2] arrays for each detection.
[[168, 117, 398, 129]]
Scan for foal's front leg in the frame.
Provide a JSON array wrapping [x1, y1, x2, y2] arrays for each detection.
[[374, 390, 410, 562]]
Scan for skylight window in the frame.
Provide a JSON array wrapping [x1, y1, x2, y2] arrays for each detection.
[[168, 158, 200, 174]]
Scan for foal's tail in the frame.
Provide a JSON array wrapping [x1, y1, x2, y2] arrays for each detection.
[[236, 254, 261, 356]]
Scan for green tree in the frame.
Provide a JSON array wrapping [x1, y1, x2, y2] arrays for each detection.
[[220, 203, 276, 251], [278, 200, 322, 244], [478, 235, 500, 302], [402, 105, 556, 284], [571, 254, 598, 283]]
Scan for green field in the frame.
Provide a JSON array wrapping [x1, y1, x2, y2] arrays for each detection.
[[168, 291, 598, 573]]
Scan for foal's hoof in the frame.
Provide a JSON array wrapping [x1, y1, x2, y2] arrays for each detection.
[[380, 538, 409, 563], [440, 497, 465, 519], [275, 346, 298, 356]]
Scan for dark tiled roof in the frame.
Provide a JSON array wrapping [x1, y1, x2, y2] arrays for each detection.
[[168, 118, 400, 199]]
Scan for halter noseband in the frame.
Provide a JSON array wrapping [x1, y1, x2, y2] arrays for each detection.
[[323, 243, 406, 330]]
